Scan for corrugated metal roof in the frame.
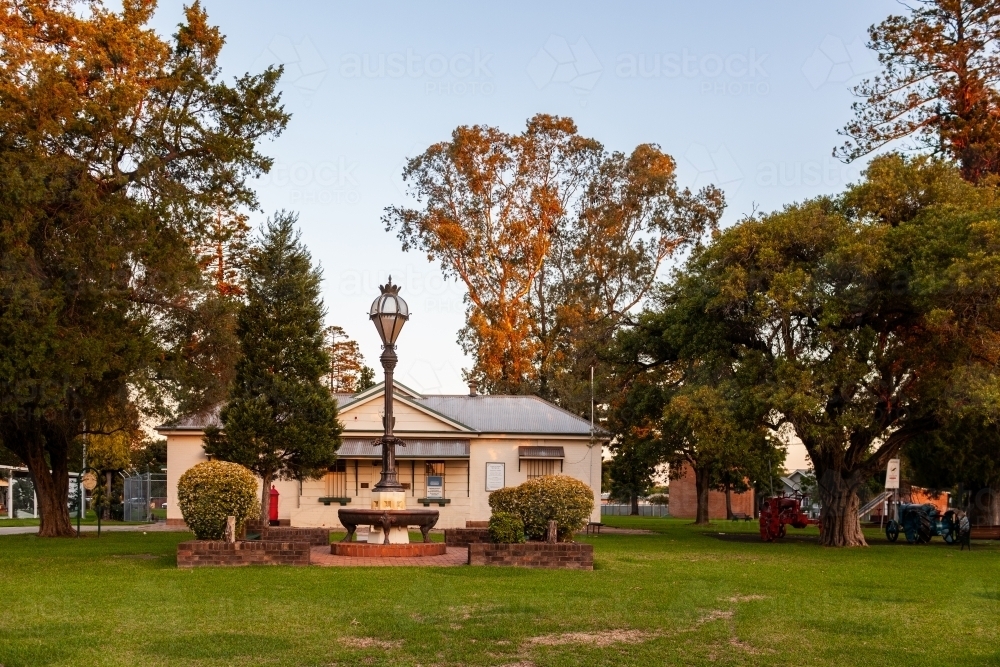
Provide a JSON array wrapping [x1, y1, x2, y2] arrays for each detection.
[[418, 395, 602, 435], [159, 390, 608, 438], [159, 405, 222, 430], [518, 446, 565, 458], [338, 438, 470, 458]]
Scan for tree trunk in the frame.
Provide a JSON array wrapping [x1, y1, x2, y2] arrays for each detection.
[[629, 492, 639, 515], [260, 471, 273, 524], [817, 469, 866, 547], [969, 485, 1000, 525], [725, 482, 733, 520], [694, 466, 711, 525], [104, 471, 113, 520], [22, 434, 75, 537]]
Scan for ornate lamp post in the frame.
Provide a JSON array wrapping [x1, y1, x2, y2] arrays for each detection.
[[335, 276, 440, 551], [369, 276, 409, 492]]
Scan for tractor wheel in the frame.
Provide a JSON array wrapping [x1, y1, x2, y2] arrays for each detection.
[[759, 517, 773, 542], [903, 507, 932, 544], [943, 509, 971, 545], [942, 510, 959, 544], [885, 520, 899, 543]]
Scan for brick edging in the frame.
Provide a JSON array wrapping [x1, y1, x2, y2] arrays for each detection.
[[468, 542, 593, 569], [444, 528, 490, 545], [330, 542, 448, 557], [177, 540, 311, 567]]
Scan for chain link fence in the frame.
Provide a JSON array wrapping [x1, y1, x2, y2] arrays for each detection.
[[123, 472, 167, 522], [601, 503, 670, 517]]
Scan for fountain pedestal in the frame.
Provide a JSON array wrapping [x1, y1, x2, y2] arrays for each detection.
[[368, 491, 409, 544]]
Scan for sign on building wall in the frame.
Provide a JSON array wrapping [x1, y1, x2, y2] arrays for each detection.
[[885, 458, 900, 490], [485, 462, 504, 492], [426, 475, 444, 498]]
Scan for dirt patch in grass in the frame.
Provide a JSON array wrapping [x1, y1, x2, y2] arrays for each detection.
[[724, 594, 768, 603], [338, 637, 402, 650], [526, 629, 655, 647], [697, 609, 734, 624], [729, 637, 771, 655]]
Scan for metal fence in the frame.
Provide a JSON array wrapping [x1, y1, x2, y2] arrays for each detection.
[[601, 503, 670, 517], [123, 472, 167, 522]]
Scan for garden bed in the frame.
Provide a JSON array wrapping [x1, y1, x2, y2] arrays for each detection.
[[468, 541, 593, 569]]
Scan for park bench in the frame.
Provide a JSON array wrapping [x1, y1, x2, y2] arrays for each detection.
[[731, 513, 752, 522], [585, 521, 604, 535], [970, 526, 1000, 540]]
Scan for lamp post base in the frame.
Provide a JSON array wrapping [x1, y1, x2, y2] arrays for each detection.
[[368, 490, 409, 544], [368, 526, 409, 544]]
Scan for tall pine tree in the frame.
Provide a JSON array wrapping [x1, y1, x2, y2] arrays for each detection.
[[205, 212, 342, 521]]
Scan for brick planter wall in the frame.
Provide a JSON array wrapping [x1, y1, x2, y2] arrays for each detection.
[[242, 520, 329, 545], [253, 527, 330, 546], [177, 540, 311, 567], [445, 528, 490, 546], [468, 542, 593, 570]]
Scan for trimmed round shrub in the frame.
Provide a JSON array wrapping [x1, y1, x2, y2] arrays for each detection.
[[177, 461, 260, 540], [646, 493, 669, 505], [487, 485, 520, 516], [517, 475, 594, 541], [488, 511, 526, 544], [488, 475, 595, 542]]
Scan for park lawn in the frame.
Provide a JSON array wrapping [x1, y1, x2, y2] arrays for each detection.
[[0, 511, 146, 527], [0, 518, 997, 667]]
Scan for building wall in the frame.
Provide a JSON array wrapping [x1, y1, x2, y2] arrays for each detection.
[[338, 395, 463, 433], [468, 437, 601, 524], [668, 462, 755, 520], [165, 434, 298, 524], [165, 434, 207, 523]]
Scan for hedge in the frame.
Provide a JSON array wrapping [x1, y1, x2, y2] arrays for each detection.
[[488, 511, 526, 543], [177, 461, 260, 540], [488, 474, 594, 541]]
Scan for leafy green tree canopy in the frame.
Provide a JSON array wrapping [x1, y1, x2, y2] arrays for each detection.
[[0, 0, 288, 536], [667, 154, 1000, 545]]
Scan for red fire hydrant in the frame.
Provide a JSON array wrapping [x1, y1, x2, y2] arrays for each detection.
[[268, 485, 279, 525]]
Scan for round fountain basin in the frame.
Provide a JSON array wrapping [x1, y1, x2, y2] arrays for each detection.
[[337, 508, 441, 554]]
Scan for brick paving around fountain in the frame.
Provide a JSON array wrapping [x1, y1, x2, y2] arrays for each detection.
[[310, 545, 468, 567]]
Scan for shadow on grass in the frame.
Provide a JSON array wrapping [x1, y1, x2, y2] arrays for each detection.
[[144, 632, 292, 659], [705, 532, 819, 544]]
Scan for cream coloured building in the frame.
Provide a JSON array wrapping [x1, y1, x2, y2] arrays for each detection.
[[158, 381, 607, 529]]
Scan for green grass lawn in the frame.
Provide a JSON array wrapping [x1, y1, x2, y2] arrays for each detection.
[[0, 510, 147, 527], [1, 516, 998, 667]]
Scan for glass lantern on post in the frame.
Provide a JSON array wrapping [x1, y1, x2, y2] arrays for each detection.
[[369, 276, 409, 491]]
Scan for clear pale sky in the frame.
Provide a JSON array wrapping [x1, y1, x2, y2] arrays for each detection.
[[148, 1, 898, 467]]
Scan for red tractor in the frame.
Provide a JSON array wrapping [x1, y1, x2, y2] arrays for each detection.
[[759, 494, 814, 541]]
